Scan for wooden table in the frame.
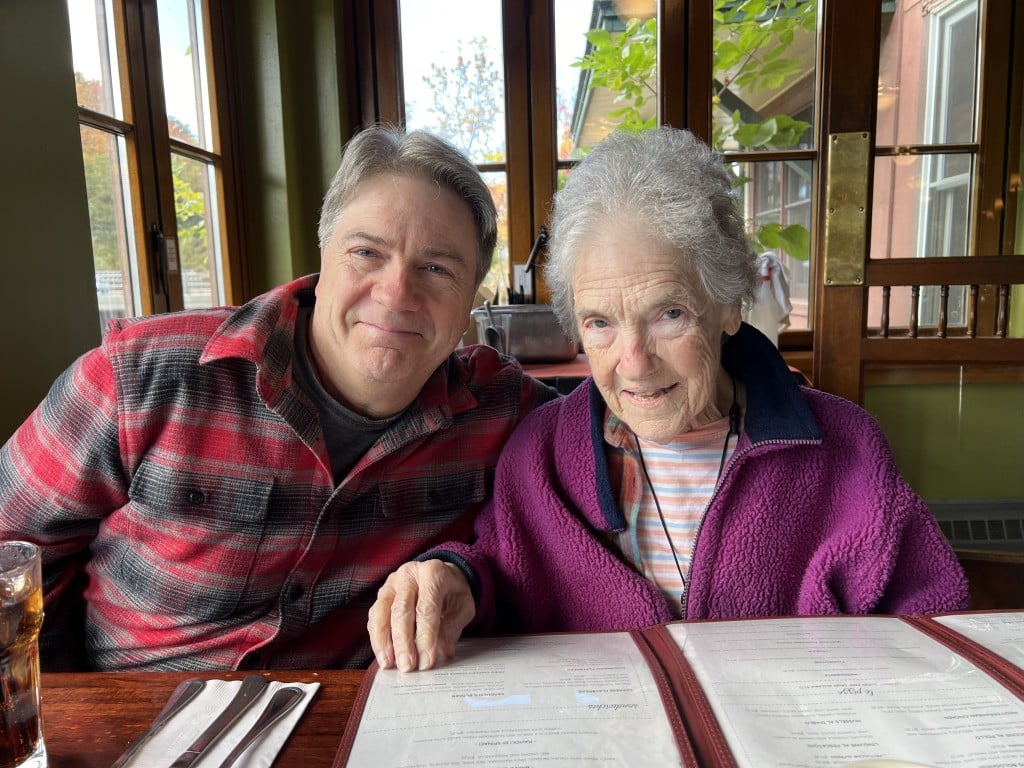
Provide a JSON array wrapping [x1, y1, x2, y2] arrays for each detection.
[[41, 669, 364, 767], [520, 354, 590, 393]]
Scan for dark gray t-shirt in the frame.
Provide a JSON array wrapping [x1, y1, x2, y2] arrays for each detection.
[[292, 307, 401, 484]]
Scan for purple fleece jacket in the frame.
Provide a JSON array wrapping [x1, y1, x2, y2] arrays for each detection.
[[431, 324, 969, 634]]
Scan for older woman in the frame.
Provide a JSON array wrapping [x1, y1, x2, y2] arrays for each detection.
[[368, 127, 969, 672]]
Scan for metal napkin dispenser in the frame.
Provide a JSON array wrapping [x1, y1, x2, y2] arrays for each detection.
[[470, 304, 578, 363]]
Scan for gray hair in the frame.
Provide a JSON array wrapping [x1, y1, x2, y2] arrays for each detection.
[[318, 124, 498, 286], [545, 127, 759, 339]]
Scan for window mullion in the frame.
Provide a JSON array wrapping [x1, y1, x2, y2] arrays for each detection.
[[976, 0, 1018, 257], [525, 0, 557, 304], [136, 0, 184, 311], [659, 0, 688, 130], [114, 0, 171, 314]]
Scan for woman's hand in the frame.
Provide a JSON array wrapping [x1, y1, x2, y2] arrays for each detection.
[[367, 559, 476, 671]]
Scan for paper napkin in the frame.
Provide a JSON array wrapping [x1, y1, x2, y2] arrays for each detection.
[[124, 678, 320, 768]]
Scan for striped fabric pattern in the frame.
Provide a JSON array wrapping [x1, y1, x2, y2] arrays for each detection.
[[606, 413, 736, 617], [0, 275, 555, 671]]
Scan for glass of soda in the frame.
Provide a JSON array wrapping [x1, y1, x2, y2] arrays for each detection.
[[0, 542, 45, 768]]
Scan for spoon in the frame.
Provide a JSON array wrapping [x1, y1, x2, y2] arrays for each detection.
[[217, 685, 306, 767]]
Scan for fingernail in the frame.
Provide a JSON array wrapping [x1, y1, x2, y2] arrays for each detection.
[[418, 652, 433, 671], [398, 653, 414, 672]]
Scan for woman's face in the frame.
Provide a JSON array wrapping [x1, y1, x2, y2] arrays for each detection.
[[571, 217, 741, 444]]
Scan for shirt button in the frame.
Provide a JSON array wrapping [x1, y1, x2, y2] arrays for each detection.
[[187, 489, 206, 505], [288, 583, 304, 601]]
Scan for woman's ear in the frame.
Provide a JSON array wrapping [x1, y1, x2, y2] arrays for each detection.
[[721, 302, 742, 337]]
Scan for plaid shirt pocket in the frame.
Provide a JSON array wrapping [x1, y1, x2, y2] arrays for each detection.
[[111, 465, 274, 622], [376, 467, 488, 522]]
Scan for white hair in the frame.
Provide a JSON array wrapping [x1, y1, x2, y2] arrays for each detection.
[[545, 127, 759, 339]]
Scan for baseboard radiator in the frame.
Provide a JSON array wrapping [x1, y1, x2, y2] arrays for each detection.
[[929, 499, 1024, 552]]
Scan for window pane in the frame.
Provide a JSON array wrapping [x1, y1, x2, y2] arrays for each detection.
[[555, 0, 595, 160], [399, 0, 506, 164], [173, 153, 224, 309], [562, 0, 657, 156], [67, 0, 124, 118], [480, 171, 510, 302], [877, 0, 979, 147], [871, 154, 974, 261], [80, 126, 140, 331], [713, 1, 817, 152], [157, 0, 213, 150], [730, 159, 813, 331]]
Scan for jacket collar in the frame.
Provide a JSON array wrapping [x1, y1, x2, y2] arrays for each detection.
[[722, 323, 821, 444]]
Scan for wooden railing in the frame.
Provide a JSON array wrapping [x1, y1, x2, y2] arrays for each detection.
[[862, 255, 1024, 364]]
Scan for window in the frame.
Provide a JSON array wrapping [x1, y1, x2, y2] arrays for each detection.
[[362, 0, 1016, 355], [398, 0, 512, 300], [870, 0, 983, 333], [67, 0, 241, 332], [363, 1, 819, 319]]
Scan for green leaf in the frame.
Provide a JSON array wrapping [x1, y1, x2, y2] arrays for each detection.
[[734, 117, 777, 147], [758, 223, 810, 261]]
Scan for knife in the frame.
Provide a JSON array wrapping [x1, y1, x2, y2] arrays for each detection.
[[110, 678, 206, 768], [168, 674, 268, 768]]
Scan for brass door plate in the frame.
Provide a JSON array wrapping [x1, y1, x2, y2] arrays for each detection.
[[823, 132, 869, 286]]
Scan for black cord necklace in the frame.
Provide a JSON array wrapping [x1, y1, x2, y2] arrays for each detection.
[[632, 377, 739, 601]]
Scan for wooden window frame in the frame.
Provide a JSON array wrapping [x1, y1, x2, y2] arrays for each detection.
[[73, 0, 247, 317]]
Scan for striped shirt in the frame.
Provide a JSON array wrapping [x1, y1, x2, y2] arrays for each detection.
[[0, 275, 556, 671], [605, 412, 738, 617]]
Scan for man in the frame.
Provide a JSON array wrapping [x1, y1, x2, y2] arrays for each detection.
[[0, 125, 556, 672]]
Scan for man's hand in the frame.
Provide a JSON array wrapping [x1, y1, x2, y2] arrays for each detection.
[[368, 559, 475, 672]]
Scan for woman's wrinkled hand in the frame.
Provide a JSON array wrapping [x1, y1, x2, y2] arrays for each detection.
[[367, 559, 476, 672]]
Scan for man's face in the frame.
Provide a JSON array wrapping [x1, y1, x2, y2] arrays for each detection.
[[311, 173, 480, 418]]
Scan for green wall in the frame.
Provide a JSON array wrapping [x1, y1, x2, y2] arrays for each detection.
[[864, 379, 1024, 502], [233, 0, 351, 293], [0, 0, 100, 442], [0, 0, 352, 441]]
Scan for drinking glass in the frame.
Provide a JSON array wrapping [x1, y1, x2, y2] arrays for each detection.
[[0, 542, 45, 767]]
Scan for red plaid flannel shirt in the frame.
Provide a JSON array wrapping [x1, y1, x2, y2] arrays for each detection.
[[0, 275, 556, 671]]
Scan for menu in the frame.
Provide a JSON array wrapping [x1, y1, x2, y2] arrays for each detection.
[[332, 612, 1024, 768], [336, 632, 694, 767]]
